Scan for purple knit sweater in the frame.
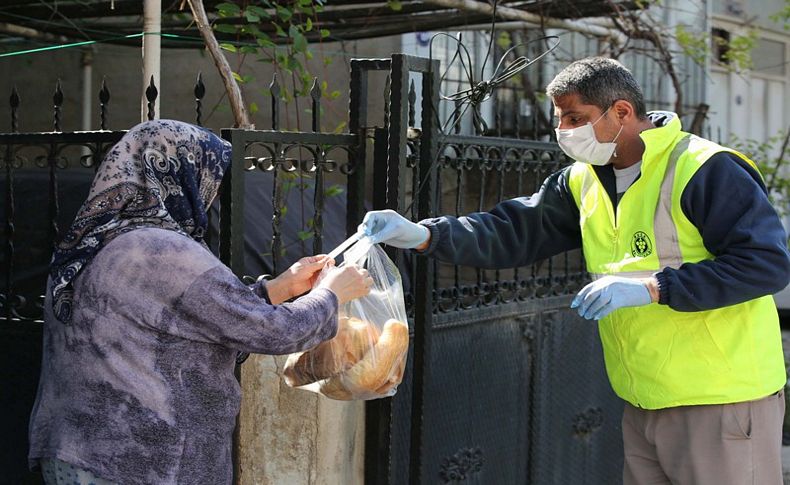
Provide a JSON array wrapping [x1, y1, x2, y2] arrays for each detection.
[[29, 227, 338, 484]]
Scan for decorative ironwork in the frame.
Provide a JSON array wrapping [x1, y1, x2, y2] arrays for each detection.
[[1, 131, 125, 323], [439, 447, 484, 482]]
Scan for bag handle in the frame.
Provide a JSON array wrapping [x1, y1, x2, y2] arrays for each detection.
[[327, 229, 364, 261]]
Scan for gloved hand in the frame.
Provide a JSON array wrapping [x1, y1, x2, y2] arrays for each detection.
[[360, 209, 430, 249], [571, 275, 653, 320]]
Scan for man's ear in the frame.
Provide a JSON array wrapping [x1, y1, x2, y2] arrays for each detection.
[[612, 99, 635, 122]]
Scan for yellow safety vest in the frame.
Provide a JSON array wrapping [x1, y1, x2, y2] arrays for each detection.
[[568, 114, 785, 409]]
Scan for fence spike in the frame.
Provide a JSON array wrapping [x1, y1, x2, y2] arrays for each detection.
[[10, 85, 19, 133], [310, 77, 320, 132], [269, 72, 280, 130], [194, 72, 205, 126], [99, 77, 110, 130], [53, 79, 63, 132], [146, 75, 158, 121]]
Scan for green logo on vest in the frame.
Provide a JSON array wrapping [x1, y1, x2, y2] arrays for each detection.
[[631, 231, 653, 257]]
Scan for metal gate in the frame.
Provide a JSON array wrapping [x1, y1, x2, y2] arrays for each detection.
[[361, 54, 625, 485]]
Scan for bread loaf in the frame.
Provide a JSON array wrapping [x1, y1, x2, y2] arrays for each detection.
[[319, 319, 409, 399], [283, 316, 380, 387]]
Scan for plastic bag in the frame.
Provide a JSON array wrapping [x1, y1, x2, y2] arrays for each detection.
[[283, 235, 409, 400]]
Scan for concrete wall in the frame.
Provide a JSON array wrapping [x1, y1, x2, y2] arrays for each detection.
[[236, 355, 366, 485], [0, 35, 400, 135]]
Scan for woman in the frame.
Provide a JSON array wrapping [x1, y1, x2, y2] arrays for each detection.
[[28, 120, 371, 485]]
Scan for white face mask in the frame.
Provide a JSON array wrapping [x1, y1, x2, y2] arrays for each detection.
[[555, 108, 624, 166]]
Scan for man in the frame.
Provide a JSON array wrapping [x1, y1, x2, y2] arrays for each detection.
[[362, 57, 790, 484]]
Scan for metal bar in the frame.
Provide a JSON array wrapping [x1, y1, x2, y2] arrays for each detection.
[[220, 128, 246, 485], [99, 78, 110, 131], [3, 143, 13, 322], [347, 59, 368, 239], [47, 142, 60, 247], [271, 153, 283, 275], [409, 57, 440, 485], [444, 133, 561, 151], [216, 131, 356, 146], [0, 131, 128, 144], [218, 129, 246, 278], [4, 88, 19, 322], [386, 54, 409, 211], [53, 80, 63, 132], [311, 78, 323, 255]]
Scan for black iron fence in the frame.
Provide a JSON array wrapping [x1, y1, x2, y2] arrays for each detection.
[[2, 54, 624, 485]]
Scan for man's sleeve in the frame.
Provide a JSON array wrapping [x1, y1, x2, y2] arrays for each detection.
[[655, 152, 790, 311], [418, 167, 582, 269]]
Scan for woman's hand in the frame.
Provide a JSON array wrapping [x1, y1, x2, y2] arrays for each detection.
[[317, 264, 374, 305], [267, 255, 331, 304]]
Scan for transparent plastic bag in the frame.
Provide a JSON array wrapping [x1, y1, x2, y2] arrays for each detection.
[[283, 235, 409, 400]]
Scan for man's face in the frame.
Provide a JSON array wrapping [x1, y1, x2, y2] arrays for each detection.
[[552, 93, 621, 143]]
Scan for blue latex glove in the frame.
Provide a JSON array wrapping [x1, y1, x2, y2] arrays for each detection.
[[360, 209, 430, 249], [571, 275, 653, 320]]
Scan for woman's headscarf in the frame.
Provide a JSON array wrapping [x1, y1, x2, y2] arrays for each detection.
[[49, 120, 232, 323]]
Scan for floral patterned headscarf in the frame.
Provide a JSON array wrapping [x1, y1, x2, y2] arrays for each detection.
[[49, 120, 232, 323]]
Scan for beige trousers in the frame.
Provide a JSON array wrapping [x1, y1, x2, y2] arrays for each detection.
[[622, 390, 785, 485]]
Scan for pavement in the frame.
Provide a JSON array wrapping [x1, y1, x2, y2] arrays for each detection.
[[784, 445, 790, 484]]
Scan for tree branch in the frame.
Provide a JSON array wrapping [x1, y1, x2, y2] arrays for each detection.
[[187, 0, 253, 128]]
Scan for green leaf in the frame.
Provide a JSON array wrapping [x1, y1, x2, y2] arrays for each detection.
[[333, 121, 347, 134], [305, 18, 313, 31], [214, 23, 239, 34], [232, 71, 243, 81], [216, 2, 242, 16], [239, 46, 258, 54], [220, 43, 238, 53], [276, 5, 293, 21], [387, 0, 403, 11], [274, 24, 287, 37], [249, 102, 259, 114], [325, 184, 345, 197], [245, 11, 260, 23], [256, 37, 276, 48], [330, 90, 341, 99], [247, 5, 271, 19], [280, 206, 288, 217], [323, 57, 333, 66], [293, 32, 308, 53], [297, 231, 313, 241], [320, 28, 330, 38]]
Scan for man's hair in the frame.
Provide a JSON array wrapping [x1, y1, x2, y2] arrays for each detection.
[[546, 57, 647, 119]]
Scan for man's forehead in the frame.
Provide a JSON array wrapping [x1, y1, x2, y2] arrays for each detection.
[[552, 94, 597, 115]]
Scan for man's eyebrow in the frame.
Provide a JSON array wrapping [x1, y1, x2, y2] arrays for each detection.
[[553, 111, 581, 119]]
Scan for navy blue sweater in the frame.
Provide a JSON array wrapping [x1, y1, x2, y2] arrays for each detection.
[[420, 149, 790, 312]]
